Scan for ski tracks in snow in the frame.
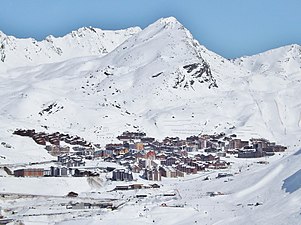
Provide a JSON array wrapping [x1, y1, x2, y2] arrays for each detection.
[[274, 98, 287, 135], [235, 164, 284, 198]]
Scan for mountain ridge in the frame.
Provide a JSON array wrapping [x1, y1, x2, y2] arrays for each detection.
[[0, 17, 300, 225], [234, 43, 301, 76], [0, 17, 300, 164], [0, 26, 141, 73]]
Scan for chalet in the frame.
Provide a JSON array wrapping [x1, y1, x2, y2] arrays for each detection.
[[203, 140, 218, 149], [32, 133, 46, 145], [94, 150, 104, 158], [216, 151, 227, 157], [14, 168, 44, 177], [228, 139, 249, 150], [156, 153, 167, 160], [238, 149, 263, 158], [250, 138, 270, 152], [73, 146, 94, 156], [150, 183, 161, 188], [179, 150, 188, 157], [14, 129, 92, 148], [135, 142, 144, 150], [112, 169, 133, 181], [199, 137, 208, 149], [114, 185, 129, 191], [43, 168, 51, 176], [67, 191, 78, 197], [195, 153, 219, 162], [163, 137, 180, 145], [164, 157, 177, 166], [46, 145, 70, 156], [58, 154, 85, 167], [268, 145, 287, 152], [106, 144, 129, 155], [131, 164, 141, 173], [124, 155, 136, 161], [136, 194, 147, 198], [185, 144, 198, 152], [74, 169, 99, 177], [216, 173, 233, 179], [163, 193, 176, 197], [159, 166, 177, 178], [218, 141, 226, 149], [141, 137, 155, 143], [208, 160, 229, 169], [106, 143, 123, 150], [186, 135, 199, 144], [117, 131, 146, 142], [204, 147, 219, 153], [134, 151, 145, 159], [50, 166, 68, 177], [69, 202, 113, 210], [13, 129, 35, 137], [226, 149, 239, 154], [188, 161, 205, 171], [142, 168, 161, 181], [177, 164, 197, 174], [138, 158, 147, 168], [146, 150, 156, 160], [129, 184, 144, 189]]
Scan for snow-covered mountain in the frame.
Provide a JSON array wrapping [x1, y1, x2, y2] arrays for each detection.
[[0, 26, 141, 73], [1, 16, 301, 225], [0, 17, 301, 164], [234, 44, 301, 77]]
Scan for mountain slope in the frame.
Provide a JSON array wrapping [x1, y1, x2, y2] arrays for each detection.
[[234, 44, 301, 77], [0, 17, 301, 165], [233, 44, 301, 146], [0, 17, 301, 225]]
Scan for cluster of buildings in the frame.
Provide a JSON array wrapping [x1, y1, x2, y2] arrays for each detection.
[[103, 131, 286, 181], [13, 129, 92, 156], [237, 138, 286, 158], [110, 149, 229, 181], [13, 150, 95, 178], [12, 129, 98, 177], [12, 130, 287, 180]]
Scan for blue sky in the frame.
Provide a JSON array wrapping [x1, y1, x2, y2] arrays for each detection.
[[1, 0, 301, 58]]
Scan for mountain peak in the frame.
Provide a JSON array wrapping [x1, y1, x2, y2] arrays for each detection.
[[151, 17, 183, 30], [75, 26, 100, 34], [159, 16, 180, 24], [288, 43, 301, 49], [287, 43, 301, 52]]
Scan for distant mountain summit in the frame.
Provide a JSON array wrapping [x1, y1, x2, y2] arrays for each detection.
[[97, 16, 218, 90], [0, 26, 141, 72], [234, 44, 301, 76]]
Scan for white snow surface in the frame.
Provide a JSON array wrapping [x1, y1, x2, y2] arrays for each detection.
[[1, 152, 301, 225], [0, 26, 141, 73], [0, 17, 301, 225]]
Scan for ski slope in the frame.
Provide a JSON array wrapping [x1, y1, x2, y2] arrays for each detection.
[[0, 17, 301, 224]]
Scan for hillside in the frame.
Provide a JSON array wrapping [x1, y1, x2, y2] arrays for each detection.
[[0, 17, 301, 225], [0, 17, 300, 164]]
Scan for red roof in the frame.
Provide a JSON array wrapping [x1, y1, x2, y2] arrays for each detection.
[[146, 151, 156, 158]]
